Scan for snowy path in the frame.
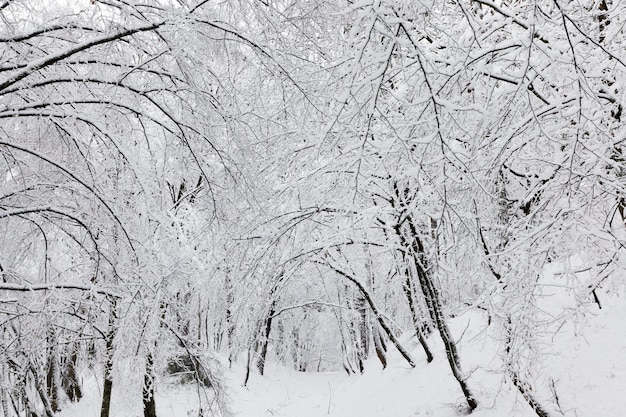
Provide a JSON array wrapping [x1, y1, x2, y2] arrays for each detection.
[[230, 364, 436, 417], [57, 295, 626, 417], [229, 297, 626, 417]]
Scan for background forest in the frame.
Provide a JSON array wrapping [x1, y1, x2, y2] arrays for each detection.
[[0, 0, 624, 416]]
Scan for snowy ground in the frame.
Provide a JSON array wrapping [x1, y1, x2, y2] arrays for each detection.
[[229, 290, 626, 417], [59, 289, 625, 417]]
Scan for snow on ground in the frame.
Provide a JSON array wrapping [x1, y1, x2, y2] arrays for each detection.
[[230, 314, 530, 417], [59, 290, 625, 417], [540, 291, 626, 417], [231, 291, 626, 417]]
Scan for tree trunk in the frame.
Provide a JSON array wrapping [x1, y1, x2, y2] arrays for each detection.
[[505, 318, 554, 417], [598, 0, 609, 44], [340, 340, 356, 375], [410, 235, 477, 412], [357, 294, 370, 362], [398, 212, 477, 412], [225, 274, 237, 367], [348, 319, 364, 373], [371, 324, 387, 369], [332, 297, 357, 375], [143, 352, 157, 417], [380, 200, 434, 363], [256, 301, 276, 376], [61, 343, 83, 402], [30, 364, 55, 417], [243, 345, 253, 386], [402, 272, 434, 363], [44, 325, 63, 413], [100, 301, 117, 417], [45, 341, 60, 413]]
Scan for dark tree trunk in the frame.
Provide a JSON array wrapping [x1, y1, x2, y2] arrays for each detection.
[[225, 274, 236, 367], [333, 294, 357, 375], [143, 352, 157, 417], [275, 319, 285, 362], [256, 301, 276, 376], [290, 325, 309, 372], [243, 343, 254, 386], [402, 272, 433, 363], [390, 182, 477, 411], [408, 229, 477, 412], [61, 343, 83, 402], [340, 341, 356, 375], [348, 319, 364, 373], [30, 364, 55, 417], [598, 0, 609, 43], [371, 324, 387, 369], [100, 301, 117, 417], [45, 326, 61, 413], [45, 349, 59, 412], [357, 294, 370, 362], [100, 342, 114, 417]]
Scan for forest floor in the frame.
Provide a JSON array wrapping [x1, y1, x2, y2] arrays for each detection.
[[59, 285, 625, 417], [230, 292, 625, 417]]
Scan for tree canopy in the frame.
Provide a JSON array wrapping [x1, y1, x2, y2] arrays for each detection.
[[1, 1, 624, 416]]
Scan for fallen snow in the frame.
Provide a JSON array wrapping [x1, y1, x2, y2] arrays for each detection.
[[58, 289, 625, 417]]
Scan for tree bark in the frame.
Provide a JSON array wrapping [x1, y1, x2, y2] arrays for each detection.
[[402, 272, 434, 363], [224, 273, 237, 367], [61, 343, 83, 402], [100, 300, 117, 417], [389, 181, 476, 410], [379, 198, 434, 362], [256, 301, 276, 376], [30, 364, 55, 417], [349, 319, 364, 373], [143, 352, 157, 417], [371, 324, 387, 369], [395, 206, 477, 411], [45, 328, 60, 413], [243, 345, 253, 386], [505, 318, 554, 417], [357, 294, 370, 362], [409, 231, 477, 412]]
